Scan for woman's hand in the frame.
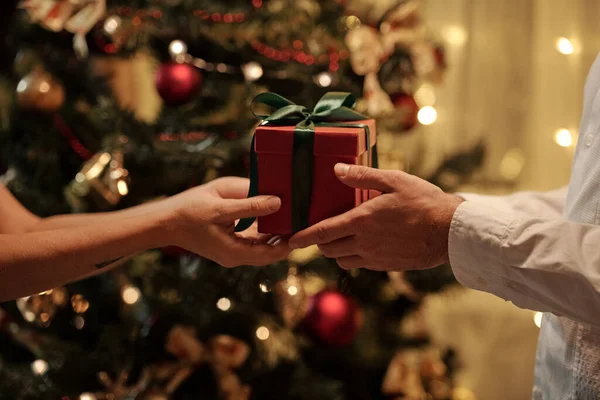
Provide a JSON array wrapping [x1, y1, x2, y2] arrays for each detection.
[[166, 177, 290, 267]]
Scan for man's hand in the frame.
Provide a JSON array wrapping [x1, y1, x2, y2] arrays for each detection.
[[166, 177, 290, 267], [288, 164, 463, 271]]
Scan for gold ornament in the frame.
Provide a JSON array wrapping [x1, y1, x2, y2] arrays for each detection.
[[209, 335, 251, 369], [16, 287, 68, 327], [65, 137, 130, 211], [16, 69, 65, 112], [382, 350, 427, 399], [166, 325, 205, 364]]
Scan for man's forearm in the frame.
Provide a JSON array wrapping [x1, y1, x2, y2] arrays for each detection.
[[0, 210, 171, 302]]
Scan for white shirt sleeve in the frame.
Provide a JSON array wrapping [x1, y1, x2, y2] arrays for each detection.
[[448, 187, 600, 328]]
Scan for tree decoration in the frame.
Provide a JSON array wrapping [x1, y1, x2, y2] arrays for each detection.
[[19, 0, 107, 58], [16, 287, 68, 327], [15, 68, 65, 112], [155, 62, 202, 106], [301, 289, 362, 347]]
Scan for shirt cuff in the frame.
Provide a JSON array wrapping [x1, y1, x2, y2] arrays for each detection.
[[448, 200, 516, 294], [456, 192, 513, 212]]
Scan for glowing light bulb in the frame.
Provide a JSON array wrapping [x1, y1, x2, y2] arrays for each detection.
[[499, 148, 526, 180], [287, 285, 298, 296], [216, 297, 231, 311], [414, 83, 436, 107], [242, 62, 263, 81], [117, 180, 129, 195], [534, 312, 543, 328], [169, 40, 187, 57], [80, 393, 97, 400], [31, 359, 48, 375], [417, 106, 437, 125], [316, 72, 333, 87], [103, 16, 121, 35], [556, 37, 574, 55], [554, 129, 573, 147], [122, 285, 141, 305], [442, 25, 467, 46], [256, 326, 270, 340], [259, 282, 270, 293], [345, 15, 361, 30]]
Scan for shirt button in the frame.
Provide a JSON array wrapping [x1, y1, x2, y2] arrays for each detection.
[[586, 134, 594, 147]]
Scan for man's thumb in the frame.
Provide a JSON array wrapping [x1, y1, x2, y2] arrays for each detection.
[[334, 164, 395, 192], [215, 196, 281, 222]]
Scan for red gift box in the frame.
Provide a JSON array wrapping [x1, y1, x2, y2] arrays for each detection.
[[254, 119, 377, 235]]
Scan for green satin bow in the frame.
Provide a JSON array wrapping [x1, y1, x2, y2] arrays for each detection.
[[235, 92, 375, 233]]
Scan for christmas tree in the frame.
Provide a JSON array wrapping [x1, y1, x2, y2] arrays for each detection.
[[0, 1, 484, 399]]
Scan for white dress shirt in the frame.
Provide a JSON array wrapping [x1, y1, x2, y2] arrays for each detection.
[[448, 52, 600, 399]]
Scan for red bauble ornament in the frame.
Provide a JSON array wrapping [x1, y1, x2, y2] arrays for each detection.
[[301, 289, 362, 347], [155, 62, 202, 106], [390, 93, 420, 131]]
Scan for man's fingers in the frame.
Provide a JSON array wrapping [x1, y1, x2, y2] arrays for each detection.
[[221, 234, 289, 267], [318, 236, 357, 258], [214, 196, 281, 222], [289, 209, 359, 249], [336, 255, 364, 270], [334, 164, 401, 192]]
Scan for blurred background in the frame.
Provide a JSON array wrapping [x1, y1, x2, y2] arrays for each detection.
[[0, 0, 598, 399]]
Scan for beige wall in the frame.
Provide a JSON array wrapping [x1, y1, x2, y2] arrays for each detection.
[[421, 2, 600, 400], [422, 0, 600, 192]]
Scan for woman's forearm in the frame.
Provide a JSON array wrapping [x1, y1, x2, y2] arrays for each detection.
[[29, 198, 170, 232], [0, 210, 171, 302]]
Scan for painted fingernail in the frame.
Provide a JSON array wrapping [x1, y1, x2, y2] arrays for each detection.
[[268, 235, 282, 245], [267, 196, 281, 211], [334, 163, 350, 177]]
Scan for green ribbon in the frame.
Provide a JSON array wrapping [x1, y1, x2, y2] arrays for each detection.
[[235, 92, 377, 233]]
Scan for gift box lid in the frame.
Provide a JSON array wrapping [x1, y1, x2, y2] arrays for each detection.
[[254, 119, 376, 157]]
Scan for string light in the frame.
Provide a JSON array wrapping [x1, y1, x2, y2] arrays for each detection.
[[122, 285, 141, 305], [442, 25, 467, 47], [73, 315, 85, 330], [256, 326, 270, 340], [414, 83, 436, 107], [169, 40, 187, 58], [499, 148, 526, 180], [315, 72, 333, 87], [556, 37, 574, 55], [554, 129, 573, 147], [103, 15, 121, 35], [287, 285, 298, 296], [80, 393, 97, 400], [417, 106, 437, 125], [242, 62, 263, 81], [31, 359, 49, 375], [345, 15, 361, 30], [71, 294, 90, 314], [259, 282, 271, 293], [216, 297, 232, 311], [534, 312, 543, 328], [117, 180, 129, 196]]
